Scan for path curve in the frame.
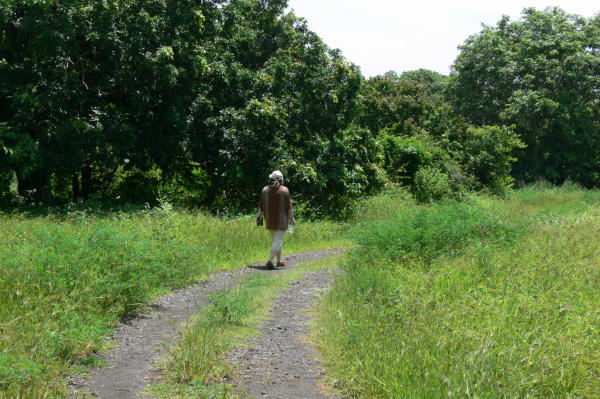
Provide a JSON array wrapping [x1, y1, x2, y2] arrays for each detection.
[[69, 250, 341, 399]]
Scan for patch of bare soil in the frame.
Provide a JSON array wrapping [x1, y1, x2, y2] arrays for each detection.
[[228, 269, 341, 399], [69, 250, 342, 399]]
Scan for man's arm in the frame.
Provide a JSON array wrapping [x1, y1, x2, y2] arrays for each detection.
[[257, 189, 264, 219], [285, 191, 295, 224]]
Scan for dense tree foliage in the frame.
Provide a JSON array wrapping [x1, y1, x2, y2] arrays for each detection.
[[357, 72, 524, 197], [3, 1, 587, 214], [1, 0, 205, 202], [358, 74, 442, 137], [449, 7, 600, 187], [0, 0, 375, 214], [185, 9, 374, 215], [397, 69, 448, 95]]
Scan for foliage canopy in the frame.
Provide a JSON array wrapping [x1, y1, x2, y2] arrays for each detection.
[[2, 3, 596, 213], [449, 7, 600, 187]]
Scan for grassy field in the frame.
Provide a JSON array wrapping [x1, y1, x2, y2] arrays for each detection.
[[0, 204, 348, 398], [4, 185, 599, 398], [315, 184, 600, 398]]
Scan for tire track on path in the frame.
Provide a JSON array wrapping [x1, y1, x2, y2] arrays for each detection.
[[228, 269, 341, 399], [69, 250, 341, 399]]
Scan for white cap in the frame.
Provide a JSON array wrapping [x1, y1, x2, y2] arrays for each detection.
[[269, 170, 283, 181]]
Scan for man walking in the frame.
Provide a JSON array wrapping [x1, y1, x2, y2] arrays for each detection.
[[257, 170, 295, 270]]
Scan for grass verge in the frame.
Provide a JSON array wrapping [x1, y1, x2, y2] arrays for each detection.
[[315, 185, 600, 398], [0, 205, 347, 398]]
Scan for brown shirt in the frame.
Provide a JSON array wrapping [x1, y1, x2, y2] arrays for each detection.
[[259, 185, 292, 231]]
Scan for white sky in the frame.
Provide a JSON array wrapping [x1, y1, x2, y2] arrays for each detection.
[[285, 0, 599, 78]]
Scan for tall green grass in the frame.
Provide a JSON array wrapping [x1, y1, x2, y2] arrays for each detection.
[[315, 185, 600, 398], [0, 205, 347, 398]]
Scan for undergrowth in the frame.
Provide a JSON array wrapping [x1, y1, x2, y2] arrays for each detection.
[[315, 184, 600, 398], [0, 206, 347, 398]]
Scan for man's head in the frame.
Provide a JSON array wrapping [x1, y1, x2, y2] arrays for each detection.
[[269, 170, 284, 186]]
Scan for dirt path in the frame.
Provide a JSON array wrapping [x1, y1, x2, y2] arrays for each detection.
[[228, 270, 341, 399], [69, 250, 342, 399]]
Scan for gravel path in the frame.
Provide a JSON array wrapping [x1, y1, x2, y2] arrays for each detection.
[[69, 249, 343, 399], [228, 270, 341, 399]]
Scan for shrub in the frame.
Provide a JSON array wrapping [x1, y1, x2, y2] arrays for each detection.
[[413, 166, 450, 203], [458, 125, 525, 194], [381, 134, 432, 185]]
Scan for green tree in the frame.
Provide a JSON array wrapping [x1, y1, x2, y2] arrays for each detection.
[[186, 5, 372, 215], [0, 0, 203, 202], [0, 0, 397, 212], [457, 125, 525, 192], [357, 73, 474, 195], [358, 74, 440, 136], [399, 68, 448, 95], [449, 7, 600, 186], [358, 71, 526, 198]]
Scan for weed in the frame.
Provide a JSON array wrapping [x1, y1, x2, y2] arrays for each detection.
[[316, 185, 600, 398], [0, 209, 346, 397]]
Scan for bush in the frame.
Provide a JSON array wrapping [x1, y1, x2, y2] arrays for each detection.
[[0, 171, 15, 203], [381, 134, 432, 185], [413, 166, 450, 203], [458, 125, 525, 194], [353, 199, 514, 262], [381, 133, 475, 201], [109, 167, 162, 205]]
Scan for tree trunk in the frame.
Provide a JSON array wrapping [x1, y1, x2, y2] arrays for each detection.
[[81, 165, 92, 200], [72, 172, 80, 202]]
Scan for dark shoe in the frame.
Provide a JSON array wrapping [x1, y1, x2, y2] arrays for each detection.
[[266, 261, 275, 270], [277, 260, 286, 267]]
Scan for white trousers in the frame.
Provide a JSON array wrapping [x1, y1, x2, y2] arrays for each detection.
[[269, 229, 286, 253]]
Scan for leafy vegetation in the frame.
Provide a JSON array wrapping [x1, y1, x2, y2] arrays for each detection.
[[2, 2, 600, 397], [6, 3, 596, 214], [0, 206, 346, 397], [0, 0, 375, 215], [357, 71, 524, 199], [315, 185, 600, 398], [449, 7, 600, 187]]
